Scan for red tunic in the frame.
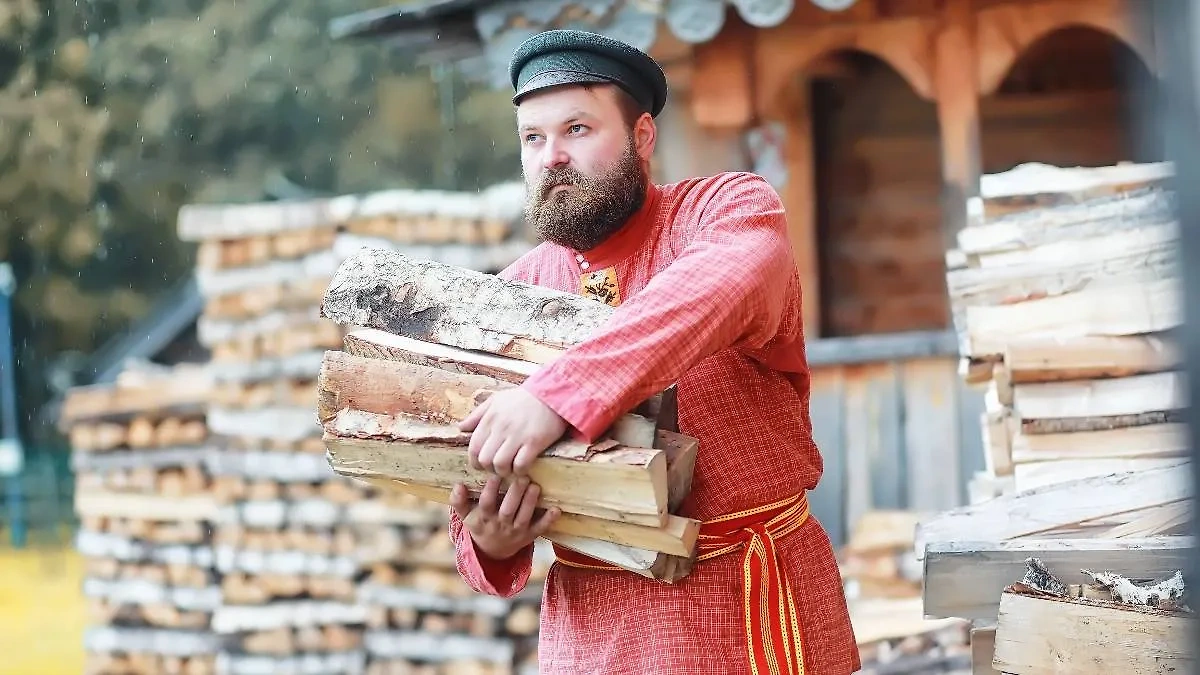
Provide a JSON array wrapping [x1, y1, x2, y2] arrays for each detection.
[[448, 172, 861, 674]]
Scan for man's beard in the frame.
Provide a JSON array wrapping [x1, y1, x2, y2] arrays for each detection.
[[523, 139, 647, 252]]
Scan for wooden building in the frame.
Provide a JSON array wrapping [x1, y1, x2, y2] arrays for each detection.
[[331, 0, 1163, 545]]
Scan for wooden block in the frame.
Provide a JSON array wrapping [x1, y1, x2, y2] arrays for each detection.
[[922, 536, 1194, 620], [324, 409, 670, 528], [992, 583, 1195, 673], [356, 475, 696, 557], [1012, 371, 1185, 435]]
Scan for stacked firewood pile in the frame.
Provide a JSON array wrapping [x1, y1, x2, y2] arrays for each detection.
[[160, 184, 530, 673], [919, 161, 1195, 673], [63, 366, 222, 675]]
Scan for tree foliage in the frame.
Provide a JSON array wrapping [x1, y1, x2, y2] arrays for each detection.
[[2, 0, 523, 441]]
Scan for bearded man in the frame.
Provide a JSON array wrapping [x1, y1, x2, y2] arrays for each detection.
[[445, 29, 861, 675]]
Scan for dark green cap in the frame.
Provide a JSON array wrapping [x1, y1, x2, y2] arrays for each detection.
[[508, 29, 669, 118]]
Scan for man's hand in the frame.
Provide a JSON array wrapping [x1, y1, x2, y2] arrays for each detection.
[[459, 387, 568, 476], [451, 476, 560, 561]]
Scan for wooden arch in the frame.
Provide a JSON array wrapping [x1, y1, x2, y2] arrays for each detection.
[[754, 17, 938, 117], [976, 0, 1157, 96]]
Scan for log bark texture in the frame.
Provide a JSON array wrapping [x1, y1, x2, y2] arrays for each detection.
[[320, 247, 614, 363]]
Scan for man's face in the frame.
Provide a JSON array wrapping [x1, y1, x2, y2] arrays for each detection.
[[516, 83, 654, 252]]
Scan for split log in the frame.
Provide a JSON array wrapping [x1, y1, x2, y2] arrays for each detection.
[[345, 327, 538, 385], [921, 536, 1194, 620], [74, 492, 218, 522], [964, 161, 1174, 245], [320, 247, 613, 364], [323, 409, 669, 528], [356, 475, 696, 559], [913, 464, 1193, 558], [318, 348, 660, 453], [963, 277, 1181, 359], [1003, 334, 1178, 383], [947, 220, 1178, 312], [60, 374, 212, 429], [1011, 371, 1187, 435], [339, 329, 671, 432], [992, 582, 1195, 674], [210, 600, 369, 633]]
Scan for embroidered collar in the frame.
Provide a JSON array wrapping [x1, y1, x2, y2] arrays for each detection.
[[572, 180, 661, 270]]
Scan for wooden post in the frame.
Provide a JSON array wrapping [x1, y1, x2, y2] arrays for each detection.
[[934, 0, 982, 247], [779, 81, 821, 339]]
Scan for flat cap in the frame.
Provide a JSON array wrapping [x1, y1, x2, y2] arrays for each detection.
[[508, 29, 668, 118]]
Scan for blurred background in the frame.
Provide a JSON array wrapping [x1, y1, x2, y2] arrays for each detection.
[[1, 0, 1197, 673]]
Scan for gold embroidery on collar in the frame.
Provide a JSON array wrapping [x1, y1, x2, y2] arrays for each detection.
[[580, 267, 621, 307]]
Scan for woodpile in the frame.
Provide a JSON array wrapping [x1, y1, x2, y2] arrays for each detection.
[[317, 246, 700, 584], [62, 365, 222, 675], [918, 160, 1196, 673], [59, 183, 535, 674]]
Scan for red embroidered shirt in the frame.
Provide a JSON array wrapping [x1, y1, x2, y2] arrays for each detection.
[[448, 172, 861, 674]]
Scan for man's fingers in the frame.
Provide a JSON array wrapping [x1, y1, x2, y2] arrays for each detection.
[[497, 477, 528, 521], [476, 432, 505, 474], [477, 476, 501, 513], [513, 482, 541, 529], [512, 444, 541, 477], [531, 506, 561, 537], [491, 437, 521, 478], [459, 398, 490, 432], [449, 484, 472, 521]]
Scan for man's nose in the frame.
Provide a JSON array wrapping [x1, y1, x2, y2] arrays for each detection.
[[541, 140, 570, 169]]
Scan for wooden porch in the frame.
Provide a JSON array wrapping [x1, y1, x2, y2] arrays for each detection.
[[651, 0, 1163, 545]]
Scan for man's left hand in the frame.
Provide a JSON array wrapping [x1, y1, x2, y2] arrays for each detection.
[[459, 387, 568, 477]]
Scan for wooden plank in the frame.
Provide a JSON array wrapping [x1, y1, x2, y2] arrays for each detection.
[[355, 477, 697, 559], [804, 330, 958, 367], [993, 585, 1196, 674], [1004, 334, 1178, 383], [956, 380, 988, 500], [970, 626, 999, 675], [1012, 457, 1189, 493], [964, 277, 1181, 358], [923, 536, 1195, 620], [842, 366, 883, 530], [868, 364, 904, 510], [1012, 371, 1185, 424], [1010, 423, 1189, 463], [902, 358, 962, 512], [323, 414, 670, 528], [913, 464, 1193, 557], [807, 366, 847, 547]]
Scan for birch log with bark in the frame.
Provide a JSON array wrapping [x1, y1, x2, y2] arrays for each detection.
[[318, 350, 659, 450], [320, 247, 614, 364], [341, 327, 671, 431]]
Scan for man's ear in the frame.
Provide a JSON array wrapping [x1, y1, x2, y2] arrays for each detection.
[[633, 113, 656, 161]]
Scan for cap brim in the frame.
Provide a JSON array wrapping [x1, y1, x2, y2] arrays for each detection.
[[512, 70, 615, 104]]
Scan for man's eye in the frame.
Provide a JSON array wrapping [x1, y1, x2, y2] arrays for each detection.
[[568, 124, 587, 134], [524, 133, 542, 143]]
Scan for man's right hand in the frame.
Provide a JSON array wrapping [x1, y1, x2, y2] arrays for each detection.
[[451, 475, 560, 560]]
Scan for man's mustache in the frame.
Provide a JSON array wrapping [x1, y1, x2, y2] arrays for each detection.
[[535, 168, 589, 200]]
